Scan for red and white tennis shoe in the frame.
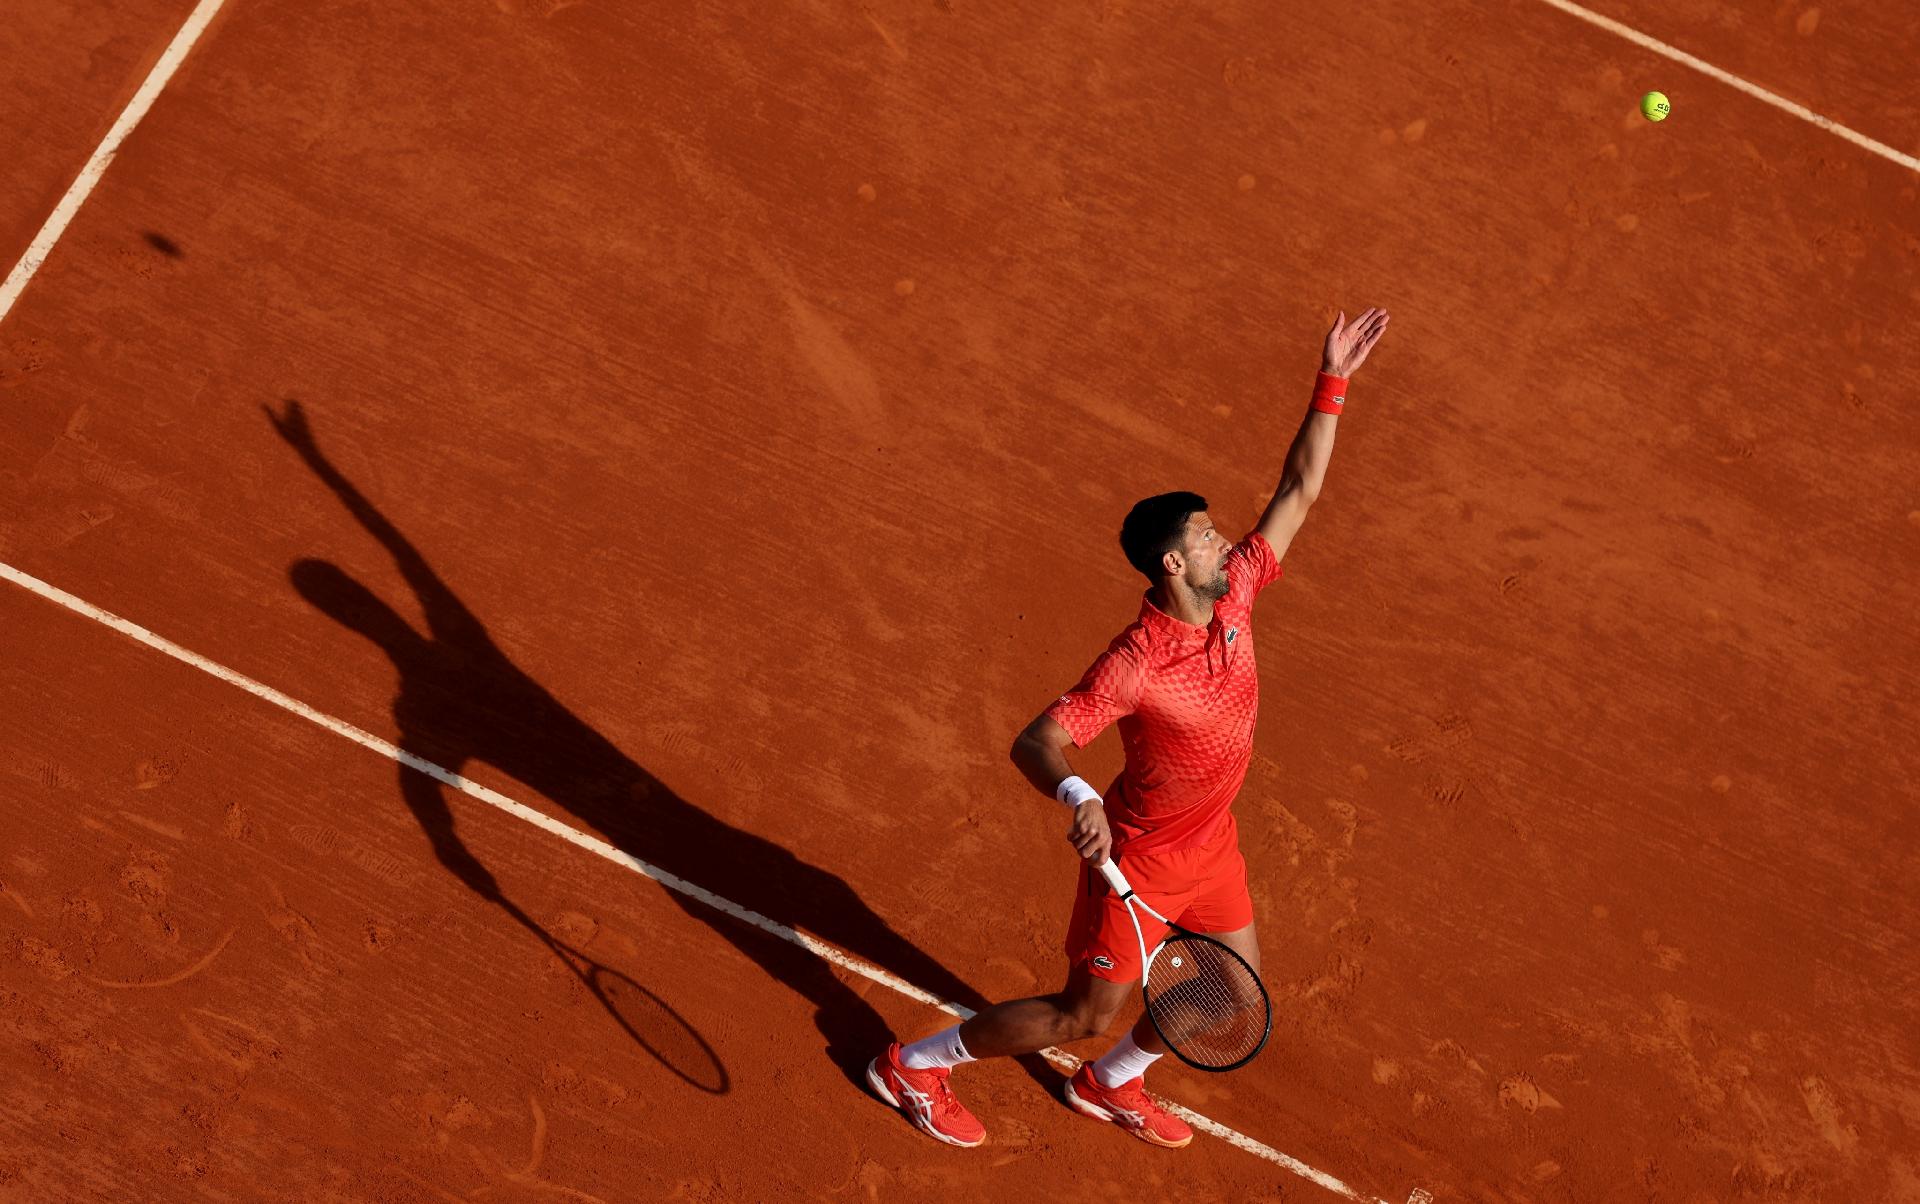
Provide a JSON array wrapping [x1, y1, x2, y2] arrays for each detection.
[[866, 1042, 986, 1148], [1064, 1063, 1193, 1148]]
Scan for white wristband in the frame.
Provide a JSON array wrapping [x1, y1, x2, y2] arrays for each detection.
[[1055, 775, 1102, 809]]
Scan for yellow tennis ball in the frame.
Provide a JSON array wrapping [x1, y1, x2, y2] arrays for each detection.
[[1641, 91, 1671, 122]]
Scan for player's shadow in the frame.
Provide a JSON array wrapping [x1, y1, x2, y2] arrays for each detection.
[[265, 400, 1050, 1096]]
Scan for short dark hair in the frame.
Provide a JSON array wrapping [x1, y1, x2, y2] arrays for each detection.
[[1119, 491, 1208, 581]]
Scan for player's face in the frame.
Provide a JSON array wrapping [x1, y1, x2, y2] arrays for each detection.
[[1183, 513, 1231, 601]]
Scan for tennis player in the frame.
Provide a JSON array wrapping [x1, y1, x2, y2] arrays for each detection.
[[868, 308, 1392, 1148]]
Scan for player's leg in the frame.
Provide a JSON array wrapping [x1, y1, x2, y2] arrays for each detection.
[[965, 850, 1162, 1053], [867, 865, 1143, 1146], [953, 963, 1136, 1057], [902, 863, 1147, 1068], [870, 963, 1136, 1146], [1202, 919, 1260, 973], [1097, 833, 1231, 1072], [1128, 823, 1265, 1057], [1065, 845, 1205, 1149], [1178, 822, 1262, 1011]]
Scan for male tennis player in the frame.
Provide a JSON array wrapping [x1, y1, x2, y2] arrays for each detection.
[[868, 307, 1392, 1148]]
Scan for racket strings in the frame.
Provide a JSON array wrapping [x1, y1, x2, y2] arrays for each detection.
[[1144, 936, 1268, 1067]]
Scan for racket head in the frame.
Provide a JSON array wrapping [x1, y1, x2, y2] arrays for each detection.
[[1140, 931, 1272, 1072]]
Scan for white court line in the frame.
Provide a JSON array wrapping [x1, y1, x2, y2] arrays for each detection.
[[0, 0, 1907, 330], [1530, 0, 1920, 173], [0, 560, 1412, 1204], [0, 0, 1444, 1192], [0, 0, 230, 324]]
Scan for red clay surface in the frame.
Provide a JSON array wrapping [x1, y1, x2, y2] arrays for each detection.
[[1572, 0, 1920, 142], [3, 1, 1917, 1201], [0, 0, 201, 275]]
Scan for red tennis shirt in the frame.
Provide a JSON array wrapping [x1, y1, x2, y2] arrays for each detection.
[[1043, 530, 1284, 856]]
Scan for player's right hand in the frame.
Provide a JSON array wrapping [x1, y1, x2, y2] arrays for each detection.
[[1321, 306, 1391, 377], [1067, 800, 1111, 866]]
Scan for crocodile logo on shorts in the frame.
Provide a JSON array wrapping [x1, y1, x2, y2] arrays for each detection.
[[1091, 955, 1115, 971]]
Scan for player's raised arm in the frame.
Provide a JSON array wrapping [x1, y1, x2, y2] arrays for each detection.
[[1255, 307, 1391, 560], [1011, 713, 1112, 866], [266, 399, 487, 647]]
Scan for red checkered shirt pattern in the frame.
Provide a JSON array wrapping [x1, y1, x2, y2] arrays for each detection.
[[1044, 531, 1285, 855]]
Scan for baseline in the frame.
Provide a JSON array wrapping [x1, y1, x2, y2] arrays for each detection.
[[0, 559, 1421, 1204]]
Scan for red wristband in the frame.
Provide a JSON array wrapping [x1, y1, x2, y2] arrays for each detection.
[[1311, 372, 1349, 415]]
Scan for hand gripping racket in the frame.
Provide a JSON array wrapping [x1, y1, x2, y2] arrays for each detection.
[[1098, 859, 1271, 1072]]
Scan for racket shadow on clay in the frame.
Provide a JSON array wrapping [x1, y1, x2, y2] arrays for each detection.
[[564, 938, 727, 1094], [267, 400, 1051, 1097], [492, 887, 728, 1093]]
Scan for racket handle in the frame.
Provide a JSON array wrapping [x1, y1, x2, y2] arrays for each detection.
[[1098, 859, 1134, 898]]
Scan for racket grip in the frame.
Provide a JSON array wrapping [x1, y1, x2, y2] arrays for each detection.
[[1098, 860, 1134, 898]]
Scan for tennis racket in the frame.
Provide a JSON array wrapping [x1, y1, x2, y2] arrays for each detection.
[[1098, 859, 1271, 1072]]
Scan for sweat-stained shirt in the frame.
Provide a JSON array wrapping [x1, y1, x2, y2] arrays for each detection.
[[1043, 530, 1285, 856]]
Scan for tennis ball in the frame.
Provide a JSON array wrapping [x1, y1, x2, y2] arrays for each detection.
[[1641, 91, 1671, 122]]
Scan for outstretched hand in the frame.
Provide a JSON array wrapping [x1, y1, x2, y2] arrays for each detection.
[[1321, 306, 1391, 377]]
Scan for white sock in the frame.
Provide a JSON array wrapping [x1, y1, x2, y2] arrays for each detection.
[[1091, 1032, 1162, 1088], [899, 1024, 975, 1072]]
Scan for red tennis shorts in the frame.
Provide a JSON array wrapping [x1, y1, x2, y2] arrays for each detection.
[[1064, 813, 1253, 983]]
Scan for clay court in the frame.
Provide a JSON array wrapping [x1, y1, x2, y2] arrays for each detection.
[[3, 1, 1917, 1200]]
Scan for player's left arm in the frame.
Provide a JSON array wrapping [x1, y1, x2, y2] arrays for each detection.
[[1256, 307, 1391, 560]]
